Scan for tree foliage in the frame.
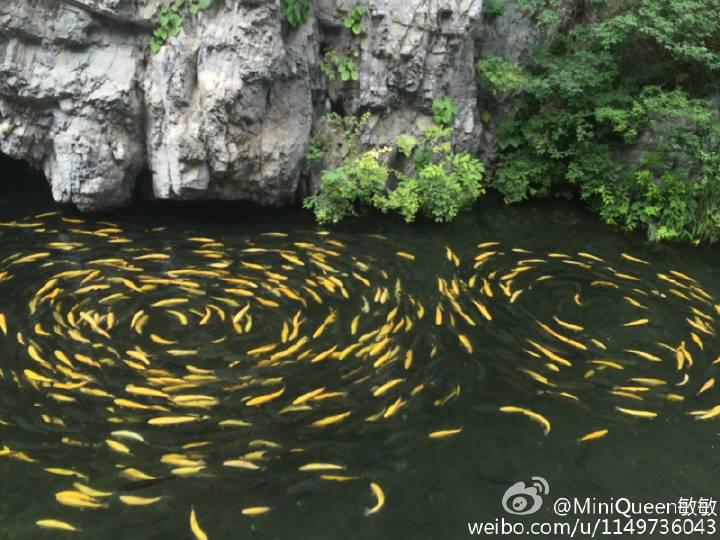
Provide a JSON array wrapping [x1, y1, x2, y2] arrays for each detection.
[[489, 0, 720, 242]]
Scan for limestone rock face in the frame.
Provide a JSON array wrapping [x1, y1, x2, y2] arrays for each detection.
[[0, 0, 487, 211]]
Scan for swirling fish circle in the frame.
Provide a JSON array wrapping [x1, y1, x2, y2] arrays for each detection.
[[0, 213, 717, 534], [0, 213, 462, 528]]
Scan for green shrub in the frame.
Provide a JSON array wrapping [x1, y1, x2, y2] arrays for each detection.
[[304, 105, 486, 225], [490, 0, 720, 243], [303, 149, 390, 224]]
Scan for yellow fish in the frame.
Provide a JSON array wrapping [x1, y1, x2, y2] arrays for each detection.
[[698, 378, 715, 396], [615, 407, 657, 418], [552, 316, 583, 332], [620, 253, 649, 264], [150, 334, 177, 345], [36, 520, 78, 532], [246, 387, 285, 407], [223, 459, 260, 470], [298, 463, 346, 471], [148, 416, 199, 426], [120, 495, 163, 506], [73, 483, 113, 498], [623, 318, 649, 327], [105, 439, 131, 455], [55, 490, 105, 510], [45, 468, 88, 480], [190, 507, 208, 540], [311, 411, 351, 427], [364, 482, 385, 515], [578, 429, 608, 442], [428, 428, 463, 439], [624, 349, 661, 362], [119, 468, 157, 481], [499, 406, 551, 434], [241, 506, 271, 516], [537, 322, 586, 350], [458, 334, 473, 353], [372, 379, 404, 397]]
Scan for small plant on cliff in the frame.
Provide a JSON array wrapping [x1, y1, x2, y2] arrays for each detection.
[[281, 0, 310, 27], [344, 5, 369, 36], [150, 0, 213, 52], [475, 57, 529, 94], [320, 50, 360, 82], [483, 0, 505, 17], [306, 112, 372, 163], [432, 97, 459, 126]]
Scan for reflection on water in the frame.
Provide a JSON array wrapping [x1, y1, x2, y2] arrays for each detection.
[[0, 199, 718, 539]]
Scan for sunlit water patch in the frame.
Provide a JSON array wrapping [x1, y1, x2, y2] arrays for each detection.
[[0, 207, 717, 538]]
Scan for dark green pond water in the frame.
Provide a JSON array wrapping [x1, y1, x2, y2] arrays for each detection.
[[0, 185, 718, 539]]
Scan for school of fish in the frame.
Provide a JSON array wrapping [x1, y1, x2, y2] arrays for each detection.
[[0, 212, 718, 536]]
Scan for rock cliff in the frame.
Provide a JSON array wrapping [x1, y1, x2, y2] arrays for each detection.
[[0, 0, 534, 211]]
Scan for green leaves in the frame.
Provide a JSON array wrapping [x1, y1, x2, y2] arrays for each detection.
[[306, 112, 372, 165], [395, 135, 417, 158], [320, 5, 367, 85], [489, 0, 720, 243], [281, 0, 310, 28], [304, 150, 390, 224], [149, 0, 213, 53], [189, 0, 213, 15], [483, 0, 505, 17], [413, 153, 485, 223], [432, 97, 459, 127], [475, 57, 529, 94], [321, 51, 359, 82], [304, 109, 486, 225], [344, 5, 368, 36]]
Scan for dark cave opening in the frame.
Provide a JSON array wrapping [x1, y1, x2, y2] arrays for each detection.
[[0, 153, 54, 204]]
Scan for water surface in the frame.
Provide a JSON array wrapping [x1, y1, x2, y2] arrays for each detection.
[[0, 191, 718, 539]]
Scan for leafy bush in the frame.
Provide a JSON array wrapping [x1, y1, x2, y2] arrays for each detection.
[[489, 0, 720, 243], [304, 150, 390, 224], [281, 0, 310, 27], [305, 99, 486, 225]]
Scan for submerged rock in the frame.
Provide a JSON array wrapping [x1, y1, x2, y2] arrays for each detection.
[[0, 0, 486, 211]]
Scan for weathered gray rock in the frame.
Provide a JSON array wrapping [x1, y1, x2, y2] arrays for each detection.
[[0, 0, 150, 210], [317, 0, 482, 149], [144, 2, 316, 205], [0, 0, 486, 211]]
